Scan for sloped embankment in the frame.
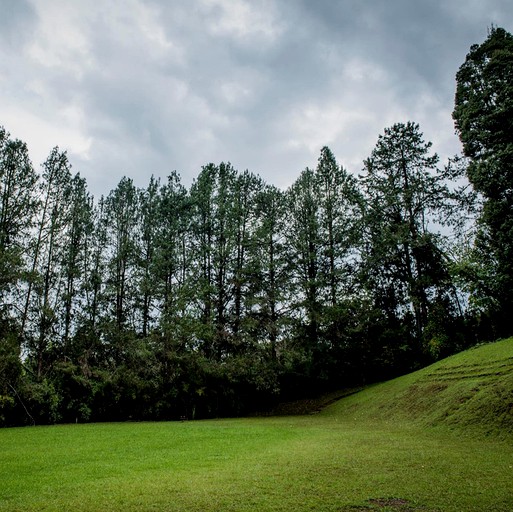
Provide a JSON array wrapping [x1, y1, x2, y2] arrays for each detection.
[[327, 338, 513, 438]]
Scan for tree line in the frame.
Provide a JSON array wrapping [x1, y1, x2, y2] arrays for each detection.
[[1, 27, 512, 426]]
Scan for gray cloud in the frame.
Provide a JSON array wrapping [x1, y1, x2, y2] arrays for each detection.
[[0, 0, 36, 46], [1, 0, 512, 196]]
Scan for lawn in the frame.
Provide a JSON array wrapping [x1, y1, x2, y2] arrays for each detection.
[[1, 416, 512, 511], [1, 339, 513, 511]]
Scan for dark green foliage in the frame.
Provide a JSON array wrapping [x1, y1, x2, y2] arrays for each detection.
[[360, 122, 462, 361], [104, 177, 140, 331], [251, 184, 288, 359], [283, 149, 363, 391], [0, 137, 474, 425], [0, 321, 22, 425], [453, 26, 513, 336], [21, 147, 74, 379], [0, 127, 38, 309], [0, 137, 476, 425], [2, 26, 510, 424], [60, 174, 94, 350]]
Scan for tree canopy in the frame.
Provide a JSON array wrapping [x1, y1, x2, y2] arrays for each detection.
[[453, 26, 513, 336], [1, 27, 512, 426]]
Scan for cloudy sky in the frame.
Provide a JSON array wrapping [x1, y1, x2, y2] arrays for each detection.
[[1, 0, 512, 196]]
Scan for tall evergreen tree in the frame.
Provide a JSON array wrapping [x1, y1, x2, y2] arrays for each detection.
[[314, 148, 361, 319], [312, 147, 363, 382], [137, 176, 160, 338], [286, 167, 322, 355], [0, 128, 38, 313], [230, 170, 263, 347], [82, 196, 108, 333], [59, 174, 94, 349], [104, 177, 140, 332], [453, 26, 513, 336], [361, 122, 460, 358], [154, 171, 192, 344], [211, 163, 237, 358], [190, 163, 251, 359], [251, 184, 288, 360], [0, 128, 38, 422], [285, 149, 361, 355], [22, 148, 73, 379], [189, 165, 217, 357]]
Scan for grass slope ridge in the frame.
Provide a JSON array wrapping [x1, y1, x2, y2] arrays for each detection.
[[327, 337, 513, 438]]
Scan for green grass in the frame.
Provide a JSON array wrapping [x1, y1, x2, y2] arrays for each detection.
[[329, 337, 513, 438], [1, 339, 513, 511]]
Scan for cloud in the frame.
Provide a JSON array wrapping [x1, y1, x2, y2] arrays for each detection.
[[1, 0, 512, 196], [0, 0, 37, 46], [199, 0, 284, 44]]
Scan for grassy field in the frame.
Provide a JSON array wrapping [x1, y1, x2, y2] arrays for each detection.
[[1, 339, 512, 512]]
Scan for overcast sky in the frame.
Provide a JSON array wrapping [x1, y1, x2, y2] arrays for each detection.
[[1, 0, 512, 196]]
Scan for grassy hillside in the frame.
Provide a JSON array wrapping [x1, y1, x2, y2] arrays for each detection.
[[326, 337, 513, 438]]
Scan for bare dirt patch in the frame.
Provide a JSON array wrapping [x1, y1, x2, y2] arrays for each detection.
[[341, 497, 437, 511]]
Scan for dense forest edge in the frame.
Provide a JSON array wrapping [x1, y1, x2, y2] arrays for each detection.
[[1, 27, 512, 426]]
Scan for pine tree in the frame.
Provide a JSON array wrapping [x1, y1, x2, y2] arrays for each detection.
[[361, 122, 460, 357], [22, 148, 73, 379], [104, 177, 140, 331], [0, 128, 38, 313], [60, 174, 94, 349], [252, 184, 288, 359]]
